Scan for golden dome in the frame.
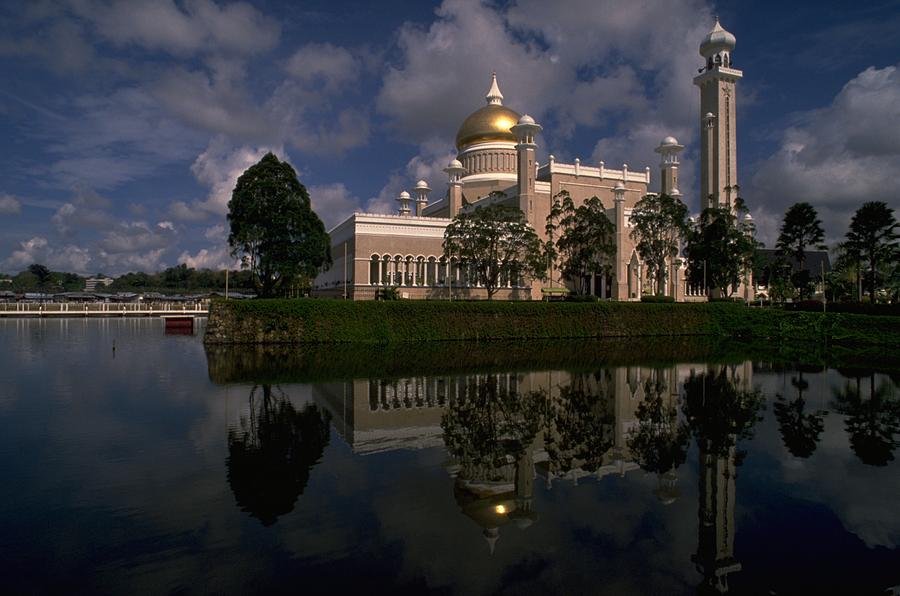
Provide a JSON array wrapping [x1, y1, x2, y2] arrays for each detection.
[[455, 104, 521, 150], [455, 73, 520, 150]]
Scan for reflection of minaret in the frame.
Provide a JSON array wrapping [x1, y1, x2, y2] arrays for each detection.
[[692, 441, 741, 594]]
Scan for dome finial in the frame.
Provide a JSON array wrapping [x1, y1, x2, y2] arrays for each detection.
[[486, 72, 503, 105]]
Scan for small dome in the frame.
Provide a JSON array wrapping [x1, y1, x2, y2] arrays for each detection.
[[661, 135, 679, 145], [399, 191, 410, 199], [744, 212, 753, 220], [415, 180, 429, 189], [447, 159, 463, 169], [700, 18, 736, 57], [518, 114, 536, 125]]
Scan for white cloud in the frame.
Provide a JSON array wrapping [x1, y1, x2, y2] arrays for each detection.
[[285, 43, 361, 92], [2, 236, 93, 273], [308, 183, 360, 230], [187, 136, 287, 217], [365, 140, 456, 215], [178, 245, 237, 270], [750, 65, 900, 244], [72, 0, 281, 57], [0, 194, 22, 214]]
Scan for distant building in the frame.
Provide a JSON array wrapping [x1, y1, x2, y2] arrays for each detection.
[[754, 249, 831, 299], [84, 276, 114, 292]]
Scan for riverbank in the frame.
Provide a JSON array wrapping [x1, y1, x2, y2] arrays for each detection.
[[203, 299, 900, 348]]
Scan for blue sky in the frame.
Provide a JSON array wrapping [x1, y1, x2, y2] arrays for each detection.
[[1, 0, 898, 274]]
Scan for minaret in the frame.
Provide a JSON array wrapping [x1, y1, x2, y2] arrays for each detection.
[[444, 159, 466, 217], [396, 190, 411, 216], [695, 18, 741, 211], [654, 136, 684, 196], [413, 179, 431, 216], [510, 114, 542, 221]]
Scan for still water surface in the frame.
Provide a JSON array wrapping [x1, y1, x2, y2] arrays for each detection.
[[1, 318, 898, 594]]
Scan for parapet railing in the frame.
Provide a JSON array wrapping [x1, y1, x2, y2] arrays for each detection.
[[0, 302, 208, 317]]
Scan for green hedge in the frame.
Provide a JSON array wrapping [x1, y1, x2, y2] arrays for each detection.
[[204, 298, 900, 347]]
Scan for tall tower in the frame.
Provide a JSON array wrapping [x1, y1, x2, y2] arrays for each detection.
[[695, 19, 741, 211], [655, 136, 684, 196], [510, 114, 541, 221]]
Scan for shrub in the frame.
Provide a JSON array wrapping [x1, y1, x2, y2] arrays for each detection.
[[640, 295, 675, 303]]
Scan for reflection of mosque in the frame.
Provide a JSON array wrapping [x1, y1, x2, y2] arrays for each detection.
[[309, 361, 755, 583]]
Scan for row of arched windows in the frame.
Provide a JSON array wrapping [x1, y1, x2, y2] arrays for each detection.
[[368, 254, 526, 288]]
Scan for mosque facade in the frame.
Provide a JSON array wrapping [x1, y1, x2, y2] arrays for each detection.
[[312, 19, 752, 301]]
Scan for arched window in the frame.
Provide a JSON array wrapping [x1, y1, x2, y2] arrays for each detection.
[[369, 255, 380, 285]]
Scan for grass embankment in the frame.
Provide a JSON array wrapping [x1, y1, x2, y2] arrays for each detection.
[[203, 299, 900, 348]]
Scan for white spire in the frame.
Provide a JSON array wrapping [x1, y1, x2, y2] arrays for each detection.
[[485, 72, 503, 105]]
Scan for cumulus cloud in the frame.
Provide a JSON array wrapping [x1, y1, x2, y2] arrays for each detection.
[[71, 0, 281, 57], [750, 64, 900, 244], [0, 194, 22, 214], [179, 136, 287, 218], [178, 245, 237, 270], [2, 236, 93, 273], [365, 139, 456, 215], [308, 183, 361, 230], [285, 43, 362, 92]]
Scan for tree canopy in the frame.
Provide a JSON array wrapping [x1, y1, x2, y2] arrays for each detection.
[[684, 198, 758, 297], [775, 202, 825, 298], [545, 191, 616, 296], [443, 201, 544, 299], [629, 193, 689, 296], [228, 153, 331, 298], [841, 201, 898, 303]]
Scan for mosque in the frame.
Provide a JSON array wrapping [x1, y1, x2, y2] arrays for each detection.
[[312, 19, 752, 301]]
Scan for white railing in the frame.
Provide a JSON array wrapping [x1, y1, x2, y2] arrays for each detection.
[[0, 302, 208, 317]]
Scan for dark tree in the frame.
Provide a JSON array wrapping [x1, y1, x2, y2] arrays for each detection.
[[685, 198, 758, 297], [228, 153, 331, 297], [775, 202, 825, 299], [443, 201, 545, 299], [629, 193, 689, 296], [28, 264, 52, 289], [545, 191, 616, 296], [842, 201, 898, 303], [226, 385, 331, 526]]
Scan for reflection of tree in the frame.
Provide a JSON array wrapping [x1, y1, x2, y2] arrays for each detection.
[[441, 376, 545, 482], [627, 374, 690, 503], [831, 375, 900, 467], [442, 376, 545, 552], [682, 369, 764, 461], [227, 385, 331, 526], [773, 371, 827, 458], [544, 374, 616, 474], [628, 375, 690, 474]]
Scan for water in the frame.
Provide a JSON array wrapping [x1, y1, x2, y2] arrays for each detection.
[[1, 318, 898, 595]]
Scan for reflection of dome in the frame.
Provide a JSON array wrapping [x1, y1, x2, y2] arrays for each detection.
[[700, 18, 736, 57], [455, 73, 521, 150]]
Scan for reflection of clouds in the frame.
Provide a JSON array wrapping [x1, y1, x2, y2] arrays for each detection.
[[752, 368, 900, 548]]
